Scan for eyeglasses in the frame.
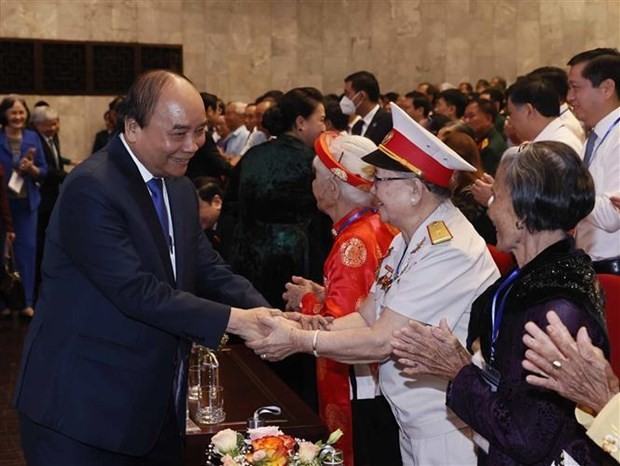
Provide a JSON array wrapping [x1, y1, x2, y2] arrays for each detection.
[[374, 175, 415, 183]]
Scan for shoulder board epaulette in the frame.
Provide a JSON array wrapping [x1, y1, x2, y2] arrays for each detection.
[[427, 220, 453, 245]]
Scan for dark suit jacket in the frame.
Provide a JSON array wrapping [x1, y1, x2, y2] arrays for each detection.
[[35, 131, 66, 214], [14, 135, 268, 456], [185, 132, 231, 181], [92, 129, 113, 154], [363, 107, 393, 145]]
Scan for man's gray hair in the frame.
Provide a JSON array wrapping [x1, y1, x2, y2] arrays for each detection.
[[31, 105, 59, 123], [228, 101, 247, 115]]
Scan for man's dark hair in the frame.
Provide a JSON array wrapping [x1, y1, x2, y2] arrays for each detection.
[[467, 97, 498, 121], [506, 77, 560, 117], [345, 71, 380, 103], [404, 90, 431, 117], [119, 69, 193, 132], [194, 176, 224, 203], [200, 92, 219, 113], [491, 76, 507, 91], [324, 97, 349, 132], [476, 79, 490, 90], [427, 113, 452, 135], [108, 95, 125, 112], [479, 88, 506, 111], [526, 66, 568, 101], [383, 92, 400, 103], [438, 89, 468, 118], [582, 54, 620, 100], [418, 82, 439, 105], [567, 47, 620, 66], [256, 90, 283, 105], [459, 82, 473, 92]]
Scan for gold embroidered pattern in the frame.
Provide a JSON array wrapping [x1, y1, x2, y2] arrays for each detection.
[[340, 237, 367, 268]]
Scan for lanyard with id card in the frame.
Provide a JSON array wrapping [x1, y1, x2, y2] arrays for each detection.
[[482, 268, 520, 392]]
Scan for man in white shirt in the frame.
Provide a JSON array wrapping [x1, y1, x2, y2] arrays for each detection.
[[567, 49, 620, 272], [240, 98, 276, 156], [527, 66, 586, 142], [221, 101, 250, 157], [505, 77, 583, 154]]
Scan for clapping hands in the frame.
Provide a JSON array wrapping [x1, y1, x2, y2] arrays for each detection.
[[282, 275, 325, 311], [392, 318, 472, 381], [471, 173, 494, 207]]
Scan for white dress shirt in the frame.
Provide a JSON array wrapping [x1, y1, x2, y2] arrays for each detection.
[[575, 106, 620, 261], [359, 104, 380, 137], [533, 117, 584, 154], [559, 103, 586, 143]]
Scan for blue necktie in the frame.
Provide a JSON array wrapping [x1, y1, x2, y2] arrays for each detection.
[[148, 178, 184, 431], [146, 178, 170, 240], [583, 131, 598, 167]]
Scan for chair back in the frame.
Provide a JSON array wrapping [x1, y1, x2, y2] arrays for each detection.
[[597, 273, 620, 376]]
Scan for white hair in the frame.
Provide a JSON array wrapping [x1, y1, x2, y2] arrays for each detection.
[[315, 134, 377, 206], [439, 82, 456, 91], [228, 101, 247, 114], [31, 106, 58, 123]]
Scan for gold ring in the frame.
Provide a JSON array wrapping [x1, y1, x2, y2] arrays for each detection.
[[552, 360, 562, 369]]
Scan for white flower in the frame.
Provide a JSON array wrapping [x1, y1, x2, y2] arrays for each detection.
[[298, 441, 320, 463], [252, 450, 267, 461], [212, 429, 239, 454], [221, 454, 238, 466], [247, 425, 283, 440]]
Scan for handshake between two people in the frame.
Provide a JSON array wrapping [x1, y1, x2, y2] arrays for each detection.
[[226, 307, 334, 361]]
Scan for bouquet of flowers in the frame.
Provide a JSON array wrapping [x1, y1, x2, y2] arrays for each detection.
[[207, 426, 343, 466]]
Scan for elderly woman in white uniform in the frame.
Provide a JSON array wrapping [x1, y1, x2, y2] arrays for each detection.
[[249, 103, 499, 465]]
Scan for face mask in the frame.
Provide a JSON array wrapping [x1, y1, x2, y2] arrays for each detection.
[[339, 92, 360, 115]]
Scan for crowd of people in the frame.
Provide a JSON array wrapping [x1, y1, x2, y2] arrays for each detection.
[[5, 45, 620, 466]]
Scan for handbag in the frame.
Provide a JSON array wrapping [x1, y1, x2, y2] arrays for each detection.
[[0, 245, 25, 310]]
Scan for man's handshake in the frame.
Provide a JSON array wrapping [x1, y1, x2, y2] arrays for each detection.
[[227, 308, 333, 360]]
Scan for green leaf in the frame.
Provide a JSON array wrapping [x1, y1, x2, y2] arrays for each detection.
[[326, 429, 343, 445]]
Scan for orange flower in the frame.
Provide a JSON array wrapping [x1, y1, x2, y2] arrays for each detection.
[[248, 435, 296, 466]]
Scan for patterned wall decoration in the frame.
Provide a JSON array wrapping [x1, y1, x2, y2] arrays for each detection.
[[0, 39, 182, 95], [93, 45, 135, 94], [41, 42, 86, 93], [0, 40, 35, 93], [141, 46, 183, 73]]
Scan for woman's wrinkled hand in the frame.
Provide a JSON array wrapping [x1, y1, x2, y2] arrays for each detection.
[[522, 310, 619, 414], [282, 275, 324, 311], [282, 311, 334, 330], [392, 317, 471, 381], [246, 315, 304, 361]]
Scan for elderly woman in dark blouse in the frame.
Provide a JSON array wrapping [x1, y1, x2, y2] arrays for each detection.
[[392, 141, 613, 465]]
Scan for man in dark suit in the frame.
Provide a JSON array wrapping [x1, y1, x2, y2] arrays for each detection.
[[340, 70, 393, 145], [31, 105, 66, 296], [14, 70, 276, 465], [91, 96, 125, 154]]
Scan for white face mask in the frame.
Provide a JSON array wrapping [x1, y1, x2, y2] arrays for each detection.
[[339, 92, 360, 115]]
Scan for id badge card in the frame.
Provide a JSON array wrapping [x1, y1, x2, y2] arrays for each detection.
[[480, 362, 501, 392]]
